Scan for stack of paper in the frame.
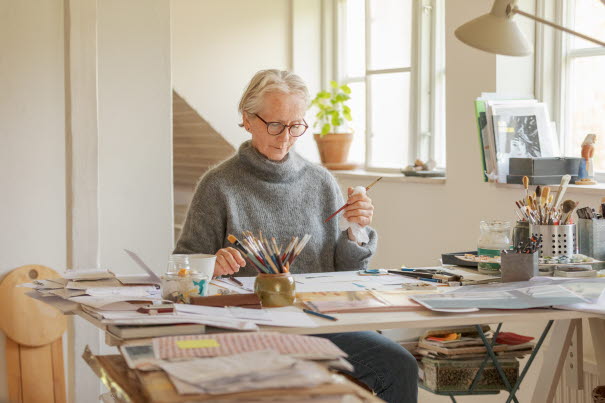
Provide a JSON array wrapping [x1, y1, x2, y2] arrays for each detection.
[[299, 290, 422, 313], [159, 350, 333, 395]]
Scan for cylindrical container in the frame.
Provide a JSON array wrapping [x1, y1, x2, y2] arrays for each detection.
[[254, 273, 296, 307], [162, 254, 209, 303], [577, 218, 605, 270], [500, 252, 539, 282], [530, 224, 577, 258], [477, 220, 511, 274], [512, 220, 530, 250]]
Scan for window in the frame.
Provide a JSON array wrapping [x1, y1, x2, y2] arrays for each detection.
[[547, 0, 605, 179], [335, 0, 444, 171]]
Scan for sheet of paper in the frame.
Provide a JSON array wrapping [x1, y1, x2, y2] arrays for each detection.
[[84, 286, 159, 297], [62, 268, 114, 281], [66, 278, 123, 290], [174, 303, 318, 328], [25, 291, 80, 313], [70, 295, 161, 309], [123, 249, 162, 284], [117, 274, 162, 286]]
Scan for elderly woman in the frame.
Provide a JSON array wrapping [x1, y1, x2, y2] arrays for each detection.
[[174, 69, 418, 403]]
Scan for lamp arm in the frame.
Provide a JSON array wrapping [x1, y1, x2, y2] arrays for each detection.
[[510, 7, 605, 47]]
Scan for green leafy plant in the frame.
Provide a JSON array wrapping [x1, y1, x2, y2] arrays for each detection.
[[310, 81, 353, 136]]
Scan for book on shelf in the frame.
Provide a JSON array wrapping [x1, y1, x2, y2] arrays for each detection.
[[107, 323, 206, 339]]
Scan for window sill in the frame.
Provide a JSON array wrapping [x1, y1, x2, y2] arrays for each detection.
[[495, 181, 605, 195], [330, 169, 447, 185]]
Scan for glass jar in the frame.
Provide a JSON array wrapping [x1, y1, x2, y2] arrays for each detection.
[[477, 220, 512, 274], [162, 254, 209, 303], [254, 273, 296, 307], [512, 220, 530, 250]]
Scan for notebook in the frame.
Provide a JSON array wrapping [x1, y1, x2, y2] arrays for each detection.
[[107, 323, 205, 339]]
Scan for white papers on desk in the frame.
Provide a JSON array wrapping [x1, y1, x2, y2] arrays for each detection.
[[159, 350, 331, 395], [412, 283, 589, 311], [293, 271, 423, 293], [175, 304, 318, 328]]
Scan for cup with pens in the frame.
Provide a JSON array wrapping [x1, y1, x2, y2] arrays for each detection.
[[228, 232, 311, 307]]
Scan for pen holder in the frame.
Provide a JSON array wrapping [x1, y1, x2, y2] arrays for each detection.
[[254, 272, 296, 307], [500, 252, 539, 282], [529, 224, 576, 258]]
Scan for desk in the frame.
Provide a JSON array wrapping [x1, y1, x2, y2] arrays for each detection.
[[76, 307, 605, 403]]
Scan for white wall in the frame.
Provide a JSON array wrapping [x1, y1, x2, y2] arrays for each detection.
[[171, 0, 321, 164], [98, 0, 174, 276], [0, 1, 67, 400]]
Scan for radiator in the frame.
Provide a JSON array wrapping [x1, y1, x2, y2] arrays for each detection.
[[555, 361, 602, 403]]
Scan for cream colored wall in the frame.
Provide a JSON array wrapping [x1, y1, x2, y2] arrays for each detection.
[[171, 0, 322, 167], [171, 0, 290, 148], [0, 1, 67, 401]]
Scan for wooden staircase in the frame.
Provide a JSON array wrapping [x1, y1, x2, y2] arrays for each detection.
[[172, 91, 235, 240]]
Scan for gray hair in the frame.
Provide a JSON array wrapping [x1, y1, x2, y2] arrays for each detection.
[[238, 70, 310, 125]]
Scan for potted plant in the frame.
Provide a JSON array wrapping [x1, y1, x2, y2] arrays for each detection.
[[311, 81, 356, 169]]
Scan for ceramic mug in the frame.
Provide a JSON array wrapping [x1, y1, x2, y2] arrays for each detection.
[[188, 254, 216, 284]]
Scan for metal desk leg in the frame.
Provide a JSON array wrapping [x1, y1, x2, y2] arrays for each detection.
[[505, 320, 554, 403], [475, 325, 520, 403], [468, 323, 503, 393], [531, 319, 576, 403]]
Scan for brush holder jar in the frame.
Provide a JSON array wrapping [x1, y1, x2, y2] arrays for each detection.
[[501, 252, 539, 282], [254, 273, 296, 307], [530, 224, 577, 258], [477, 220, 512, 274]]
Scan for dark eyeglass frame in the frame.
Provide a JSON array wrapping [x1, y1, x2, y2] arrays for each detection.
[[255, 114, 309, 137]]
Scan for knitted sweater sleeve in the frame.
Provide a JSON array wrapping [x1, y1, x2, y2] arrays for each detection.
[[329, 177, 378, 271], [173, 172, 226, 255]]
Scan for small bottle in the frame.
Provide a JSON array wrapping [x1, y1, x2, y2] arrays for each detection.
[[477, 220, 512, 274]]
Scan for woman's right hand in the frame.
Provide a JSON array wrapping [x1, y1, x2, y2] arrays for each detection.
[[214, 247, 246, 276]]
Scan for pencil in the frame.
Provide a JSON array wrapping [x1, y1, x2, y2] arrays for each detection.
[[303, 308, 338, 321], [324, 177, 383, 223]]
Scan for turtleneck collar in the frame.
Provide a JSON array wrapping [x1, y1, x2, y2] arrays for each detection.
[[237, 140, 306, 183]]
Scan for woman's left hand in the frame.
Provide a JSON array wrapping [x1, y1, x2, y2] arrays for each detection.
[[343, 187, 374, 227]]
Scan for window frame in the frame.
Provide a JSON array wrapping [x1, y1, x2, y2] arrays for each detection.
[[537, 0, 605, 182], [332, 0, 444, 172]]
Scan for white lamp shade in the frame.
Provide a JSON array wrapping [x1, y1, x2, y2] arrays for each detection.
[[455, 0, 533, 56]]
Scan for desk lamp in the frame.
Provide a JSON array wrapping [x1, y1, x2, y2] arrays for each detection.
[[455, 0, 605, 56]]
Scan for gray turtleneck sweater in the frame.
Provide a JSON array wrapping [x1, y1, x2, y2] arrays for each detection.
[[174, 141, 377, 275]]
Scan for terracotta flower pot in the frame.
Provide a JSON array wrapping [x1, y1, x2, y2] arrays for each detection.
[[313, 133, 356, 170]]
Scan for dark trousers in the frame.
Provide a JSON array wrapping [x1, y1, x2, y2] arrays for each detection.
[[314, 331, 418, 403]]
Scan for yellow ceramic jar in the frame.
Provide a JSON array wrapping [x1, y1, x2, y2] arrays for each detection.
[[254, 272, 296, 307]]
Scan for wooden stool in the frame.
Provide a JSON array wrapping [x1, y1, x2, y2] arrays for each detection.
[[0, 265, 67, 403]]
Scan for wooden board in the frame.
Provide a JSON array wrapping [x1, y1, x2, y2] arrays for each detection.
[[0, 265, 67, 346], [20, 343, 54, 402], [6, 337, 23, 403]]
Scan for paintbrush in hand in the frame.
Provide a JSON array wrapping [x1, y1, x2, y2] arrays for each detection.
[[324, 177, 383, 223]]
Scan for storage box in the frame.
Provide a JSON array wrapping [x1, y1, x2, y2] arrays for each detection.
[[421, 357, 519, 393], [508, 157, 582, 176]]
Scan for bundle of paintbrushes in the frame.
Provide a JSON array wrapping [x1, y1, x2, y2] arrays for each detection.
[[513, 175, 579, 225], [227, 232, 311, 274], [576, 198, 605, 220]]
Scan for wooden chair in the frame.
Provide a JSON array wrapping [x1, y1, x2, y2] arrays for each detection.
[[0, 265, 67, 403]]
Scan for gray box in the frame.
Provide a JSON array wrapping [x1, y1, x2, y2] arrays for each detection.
[[508, 157, 581, 176], [507, 174, 580, 185], [501, 252, 539, 282]]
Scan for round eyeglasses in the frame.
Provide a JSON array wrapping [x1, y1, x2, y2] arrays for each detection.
[[255, 114, 308, 137]]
